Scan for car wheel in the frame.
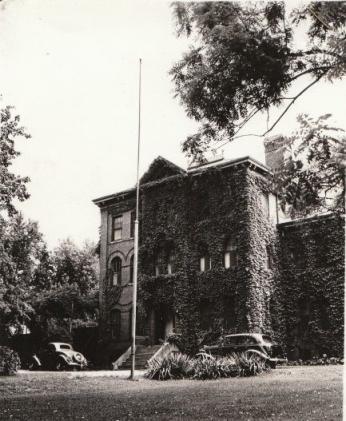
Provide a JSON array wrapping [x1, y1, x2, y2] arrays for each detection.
[[28, 360, 38, 371], [55, 359, 67, 371]]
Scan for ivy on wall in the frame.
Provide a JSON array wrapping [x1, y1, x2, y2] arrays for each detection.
[[278, 215, 344, 359], [100, 159, 343, 359], [137, 163, 283, 353]]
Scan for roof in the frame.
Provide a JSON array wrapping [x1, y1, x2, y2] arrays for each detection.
[[93, 155, 271, 206]]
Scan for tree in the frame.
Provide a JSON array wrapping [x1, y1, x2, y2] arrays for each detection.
[[52, 239, 99, 295], [0, 106, 31, 216], [170, 2, 346, 161], [0, 214, 48, 333], [30, 240, 99, 343], [274, 114, 345, 218]]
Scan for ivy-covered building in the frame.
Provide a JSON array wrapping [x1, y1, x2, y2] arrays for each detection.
[[93, 153, 344, 360]]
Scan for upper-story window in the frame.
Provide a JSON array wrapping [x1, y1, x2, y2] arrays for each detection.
[[266, 245, 273, 270], [260, 193, 270, 219], [198, 242, 211, 272], [110, 256, 122, 286], [130, 211, 135, 238], [130, 255, 134, 283], [154, 246, 176, 276], [224, 239, 238, 269], [199, 254, 211, 272], [112, 215, 122, 241], [154, 249, 166, 276], [167, 250, 175, 275]]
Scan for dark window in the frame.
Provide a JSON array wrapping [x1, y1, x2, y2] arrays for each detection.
[[224, 239, 238, 269], [112, 215, 122, 241], [111, 256, 122, 286], [199, 254, 211, 272], [266, 245, 273, 270], [110, 309, 121, 339], [289, 246, 305, 270], [154, 250, 166, 276], [167, 250, 175, 274], [130, 211, 135, 238], [130, 255, 134, 284]]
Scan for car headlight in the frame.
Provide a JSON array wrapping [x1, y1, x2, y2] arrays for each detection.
[[74, 353, 83, 363]]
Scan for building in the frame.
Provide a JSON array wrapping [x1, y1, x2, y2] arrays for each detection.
[[93, 151, 344, 362]]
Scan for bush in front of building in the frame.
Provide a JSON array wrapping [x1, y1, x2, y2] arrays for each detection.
[[145, 351, 268, 381], [0, 346, 21, 376]]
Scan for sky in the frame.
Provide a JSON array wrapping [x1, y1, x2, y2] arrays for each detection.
[[0, 0, 345, 249]]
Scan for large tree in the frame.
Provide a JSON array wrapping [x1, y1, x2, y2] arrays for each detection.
[[274, 114, 345, 217], [0, 106, 31, 216], [170, 1, 346, 160], [0, 214, 48, 333]]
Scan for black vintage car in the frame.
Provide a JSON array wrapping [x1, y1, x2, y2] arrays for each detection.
[[201, 333, 287, 368], [29, 342, 88, 371]]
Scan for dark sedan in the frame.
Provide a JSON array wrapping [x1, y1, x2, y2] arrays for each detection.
[[29, 342, 87, 371], [201, 333, 287, 368]]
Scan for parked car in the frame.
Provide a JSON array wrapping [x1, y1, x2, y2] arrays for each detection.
[[29, 342, 88, 371], [200, 333, 287, 368]]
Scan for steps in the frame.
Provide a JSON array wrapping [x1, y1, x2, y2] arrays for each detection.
[[118, 345, 162, 370]]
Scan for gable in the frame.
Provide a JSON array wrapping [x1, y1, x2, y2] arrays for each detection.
[[140, 156, 185, 185]]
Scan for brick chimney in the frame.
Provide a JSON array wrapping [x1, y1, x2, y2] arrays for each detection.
[[264, 135, 292, 171]]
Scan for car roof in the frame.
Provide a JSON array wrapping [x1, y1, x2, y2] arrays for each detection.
[[48, 342, 72, 347], [224, 333, 264, 339]]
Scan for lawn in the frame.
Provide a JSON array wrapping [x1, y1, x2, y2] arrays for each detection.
[[0, 366, 342, 420]]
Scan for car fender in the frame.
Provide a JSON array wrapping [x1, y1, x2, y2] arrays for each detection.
[[29, 355, 42, 369], [57, 354, 71, 363], [244, 349, 270, 360]]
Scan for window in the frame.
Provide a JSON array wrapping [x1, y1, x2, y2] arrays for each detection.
[[199, 255, 211, 272], [130, 211, 135, 238], [110, 256, 122, 286], [167, 250, 175, 275], [260, 193, 270, 219], [154, 250, 165, 276], [224, 239, 238, 269], [289, 246, 305, 270], [266, 245, 273, 270], [112, 215, 122, 241], [110, 309, 121, 339], [130, 255, 134, 283]]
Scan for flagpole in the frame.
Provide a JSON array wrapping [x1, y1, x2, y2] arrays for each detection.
[[130, 58, 142, 380]]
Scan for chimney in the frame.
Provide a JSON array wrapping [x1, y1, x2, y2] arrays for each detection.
[[264, 135, 292, 171]]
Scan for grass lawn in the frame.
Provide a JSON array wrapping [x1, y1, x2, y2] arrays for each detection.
[[0, 366, 342, 420]]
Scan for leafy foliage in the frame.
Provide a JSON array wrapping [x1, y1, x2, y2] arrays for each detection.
[[0, 214, 47, 333], [0, 346, 21, 376], [170, 2, 346, 160], [145, 351, 267, 381], [274, 114, 345, 217], [145, 352, 194, 380], [0, 106, 31, 216]]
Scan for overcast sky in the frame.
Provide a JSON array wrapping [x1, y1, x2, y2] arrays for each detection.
[[1, 0, 345, 249]]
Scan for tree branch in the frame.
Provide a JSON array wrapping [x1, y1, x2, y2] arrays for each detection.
[[224, 72, 327, 144], [288, 65, 333, 82]]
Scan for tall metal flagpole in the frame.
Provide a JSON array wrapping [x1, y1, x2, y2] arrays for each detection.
[[131, 58, 142, 380]]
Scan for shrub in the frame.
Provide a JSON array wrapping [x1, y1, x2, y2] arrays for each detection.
[[145, 351, 268, 381], [192, 352, 239, 380], [145, 352, 193, 380], [234, 352, 268, 377], [0, 346, 21, 376]]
